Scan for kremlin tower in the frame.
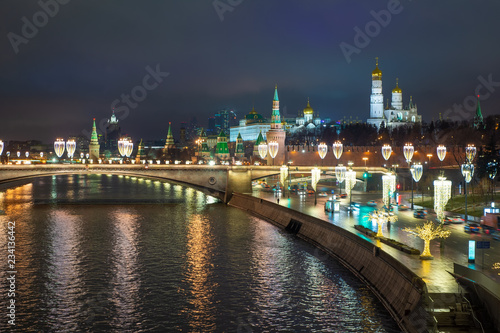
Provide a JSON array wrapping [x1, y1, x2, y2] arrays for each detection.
[[367, 57, 385, 127], [265, 85, 286, 165], [88, 118, 100, 161]]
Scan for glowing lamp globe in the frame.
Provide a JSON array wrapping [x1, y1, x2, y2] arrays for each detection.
[[335, 165, 346, 183], [66, 139, 76, 158], [0, 140, 3, 155], [258, 142, 268, 159], [381, 144, 392, 161], [465, 144, 476, 162], [40, 152, 43, 158], [80, 152, 84, 159], [436, 145, 446, 162], [403, 143, 414, 163], [318, 143, 327, 160], [54, 139, 65, 158], [411, 163, 423, 182], [118, 138, 127, 157], [125, 140, 134, 157], [17, 151, 20, 158], [268, 141, 279, 159], [461, 163, 474, 183], [332, 141, 343, 160]]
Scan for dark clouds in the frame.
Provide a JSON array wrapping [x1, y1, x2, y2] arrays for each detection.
[[1, 0, 500, 141]]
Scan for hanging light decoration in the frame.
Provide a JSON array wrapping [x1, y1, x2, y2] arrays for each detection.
[[311, 168, 321, 191], [40, 152, 44, 158], [125, 139, 134, 157], [258, 142, 268, 159], [0, 140, 3, 156], [411, 163, 423, 182], [436, 145, 446, 162], [118, 138, 127, 157], [345, 170, 357, 201], [465, 144, 476, 163], [25, 152, 29, 158], [66, 139, 76, 159], [403, 143, 414, 163], [280, 165, 288, 187], [54, 139, 65, 158], [487, 161, 498, 180], [434, 177, 452, 223], [332, 141, 343, 160], [318, 143, 328, 160], [461, 163, 474, 183], [382, 174, 396, 208], [268, 141, 279, 159], [335, 165, 346, 183], [381, 144, 392, 161]]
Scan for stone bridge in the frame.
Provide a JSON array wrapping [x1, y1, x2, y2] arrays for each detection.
[[0, 165, 389, 202]]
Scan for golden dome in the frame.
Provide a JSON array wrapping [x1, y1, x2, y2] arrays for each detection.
[[372, 57, 382, 79], [392, 78, 402, 93], [303, 98, 314, 114]]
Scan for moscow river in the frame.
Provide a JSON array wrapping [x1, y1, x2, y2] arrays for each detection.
[[0, 174, 400, 332]]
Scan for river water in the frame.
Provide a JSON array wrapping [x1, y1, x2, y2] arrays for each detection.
[[0, 174, 399, 332]]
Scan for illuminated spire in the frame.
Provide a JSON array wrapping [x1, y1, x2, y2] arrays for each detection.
[[274, 84, 279, 101], [90, 118, 98, 143], [255, 130, 265, 146], [474, 95, 484, 128], [165, 122, 175, 148], [271, 85, 281, 127]]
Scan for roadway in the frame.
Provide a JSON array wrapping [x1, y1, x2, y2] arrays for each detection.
[[252, 184, 500, 293]]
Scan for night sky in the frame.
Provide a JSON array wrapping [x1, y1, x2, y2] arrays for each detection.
[[1, 0, 500, 142]]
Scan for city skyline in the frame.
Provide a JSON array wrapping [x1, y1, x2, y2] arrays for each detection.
[[1, 1, 500, 141]]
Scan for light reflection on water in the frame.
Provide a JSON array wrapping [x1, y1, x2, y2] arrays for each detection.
[[0, 174, 399, 332]]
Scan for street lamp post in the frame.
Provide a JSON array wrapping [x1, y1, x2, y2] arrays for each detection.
[[362, 157, 368, 168], [335, 165, 346, 196], [332, 141, 343, 195], [461, 163, 474, 223], [410, 163, 423, 210], [280, 165, 288, 199], [345, 164, 356, 210], [311, 167, 321, 205], [404, 143, 415, 209], [287, 161, 292, 198]]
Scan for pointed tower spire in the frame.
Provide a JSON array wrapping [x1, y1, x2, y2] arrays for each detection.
[[474, 95, 484, 128], [165, 122, 175, 149], [89, 118, 100, 161], [274, 84, 279, 101], [271, 85, 281, 128]]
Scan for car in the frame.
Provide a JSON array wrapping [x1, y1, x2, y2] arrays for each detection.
[[367, 200, 377, 207], [339, 193, 347, 198], [398, 204, 410, 211], [297, 189, 307, 196], [446, 215, 465, 224], [383, 205, 394, 212], [307, 189, 315, 194], [414, 209, 427, 219], [464, 223, 481, 233], [318, 192, 328, 197], [351, 202, 361, 208]]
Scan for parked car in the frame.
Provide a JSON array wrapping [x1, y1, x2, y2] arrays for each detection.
[[307, 189, 315, 195], [445, 215, 465, 224], [464, 223, 481, 233], [318, 192, 328, 197], [367, 200, 377, 206], [414, 209, 427, 219], [297, 189, 307, 196], [339, 193, 347, 198]]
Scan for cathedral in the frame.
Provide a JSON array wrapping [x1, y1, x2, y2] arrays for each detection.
[[366, 58, 422, 128]]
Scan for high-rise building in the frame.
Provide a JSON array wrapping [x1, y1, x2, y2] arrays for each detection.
[[104, 111, 121, 155]]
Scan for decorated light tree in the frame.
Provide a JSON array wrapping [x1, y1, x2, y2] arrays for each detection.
[[404, 222, 451, 260], [268, 141, 279, 166], [311, 167, 321, 205], [54, 139, 65, 159], [258, 142, 268, 160], [434, 177, 452, 223], [318, 142, 327, 163], [382, 173, 396, 209], [381, 144, 392, 161], [345, 169, 356, 208], [335, 165, 346, 195], [332, 141, 343, 161], [369, 210, 397, 238], [280, 165, 288, 194]]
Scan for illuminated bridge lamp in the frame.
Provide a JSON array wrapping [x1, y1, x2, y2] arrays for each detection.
[[381, 144, 392, 161], [25, 152, 29, 158], [17, 151, 20, 158], [118, 138, 127, 157], [258, 142, 268, 160], [465, 144, 476, 163], [125, 139, 134, 158], [268, 141, 279, 166], [403, 143, 414, 164], [332, 141, 343, 160], [54, 139, 65, 158], [436, 145, 446, 162], [318, 142, 327, 160], [66, 139, 76, 159], [382, 174, 396, 209], [434, 177, 451, 223], [40, 152, 43, 158], [335, 165, 346, 195], [0, 140, 3, 156], [311, 167, 321, 205], [80, 152, 84, 159]]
